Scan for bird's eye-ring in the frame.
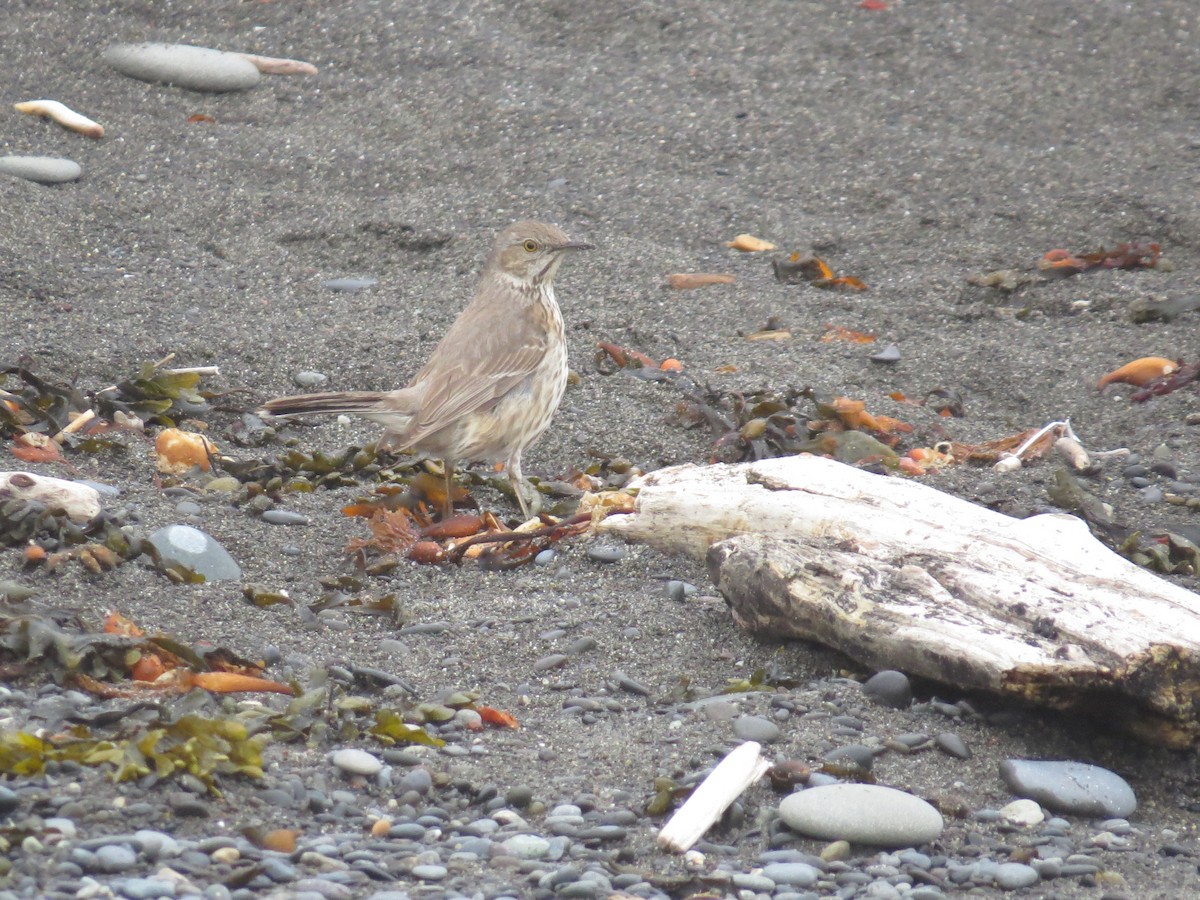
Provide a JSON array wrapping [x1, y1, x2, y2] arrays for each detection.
[[522, 239, 538, 252]]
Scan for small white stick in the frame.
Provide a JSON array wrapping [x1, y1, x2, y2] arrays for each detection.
[[164, 366, 221, 377], [52, 409, 96, 444], [236, 53, 318, 75], [657, 741, 770, 853], [14, 100, 104, 138]]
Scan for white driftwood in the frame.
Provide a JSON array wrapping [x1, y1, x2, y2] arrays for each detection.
[[598, 457, 1200, 746], [0, 472, 102, 522], [657, 741, 770, 852]]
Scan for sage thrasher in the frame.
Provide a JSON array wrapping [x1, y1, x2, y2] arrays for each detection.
[[260, 220, 592, 520]]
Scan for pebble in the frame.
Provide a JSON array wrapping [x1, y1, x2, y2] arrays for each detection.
[[998, 798, 1044, 828], [500, 834, 551, 859], [93, 843, 138, 873], [586, 544, 625, 563], [322, 278, 378, 292], [862, 670, 912, 708], [146, 524, 241, 580], [733, 714, 781, 742], [934, 732, 972, 759], [0, 785, 17, 814], [999, 759, 1136, 817], [261, 509, 310, 526], [993, 861, 1040, 889], [760, 862, 820, 887], [0, 155, 82, 184], [116, 877, 177, 899], [779, 784, 944, 846], [293, 371, 329, 388], [869, 344, 902, 363], [103, 43, 262, 92], [331, 748, 382, 777]]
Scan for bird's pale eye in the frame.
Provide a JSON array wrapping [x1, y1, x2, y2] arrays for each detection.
[[522, 239, 538, 252]]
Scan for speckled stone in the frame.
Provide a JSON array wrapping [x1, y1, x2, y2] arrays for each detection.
[[779, 784, 943, 847]]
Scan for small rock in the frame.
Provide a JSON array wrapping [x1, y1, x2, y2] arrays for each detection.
[[934, 732, 972, 760], [998, 798, 1044, 828], [999, 759, 1136, 817], [500, 834, 551, 859], [146, 525, 241, 581], [862, 670, 912, 708], [0, 155, 82, 184], [779, 784, 944, 847], [869, 344, 902, 363], [322, 277, 378, 292], [293, 371, 328, 389], [586, 544, 625, 563], [103, 43, 261, 92], [993, 861, 1039, 890], [760, 862, 820, 887], [733, 715, 781, 743], [260, 509, 310, 526], [332, 748, 382, 777]]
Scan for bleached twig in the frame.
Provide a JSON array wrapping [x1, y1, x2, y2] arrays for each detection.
[[14, 100, 104, 138], [657, 742, 770, 853], [236, 53, 318, 75]]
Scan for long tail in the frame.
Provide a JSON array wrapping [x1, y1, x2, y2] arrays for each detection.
[[259, 391, 389, 418]]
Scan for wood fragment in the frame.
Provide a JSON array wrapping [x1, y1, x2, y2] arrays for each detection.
[[657, 741, 770, 852], [14, 99, 104, 138], [597, 456, 1200, 746], [667, 273, 736, 290], [236, 53, 318, 75]]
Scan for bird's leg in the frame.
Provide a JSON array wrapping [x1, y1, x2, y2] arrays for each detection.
[[441, 459, 455, 520], [508, 452, 538, 521]]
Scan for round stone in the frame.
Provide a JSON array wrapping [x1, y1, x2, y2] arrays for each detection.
[[862, 670, 912, 708], [147, 524, 241, 581], [0, 155, 82, 184], [994, 862, 1039, 889], [779, 784, 944, 847], [999, 759, 1136, 818], [998, 798, 1044, 828], [761, 862, 820, 887], [331, 748, 382, 777], [501, 834, 551, 859], [103, 43, 261, 92], [261, 509, 309, 526], [733, 714, 781, 742]]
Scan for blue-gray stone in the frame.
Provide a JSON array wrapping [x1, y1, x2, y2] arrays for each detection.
[[761, 862, 820, 887], [147, 524, 241, 580], [116, 878, 177, 899], [93, 843, 138, 873], [733, 714, 781, 743], [994, 862, 1039, 889], [999, 759, 1136, 817], [322, 278, 378, 293], [0, 155, 82, 184]]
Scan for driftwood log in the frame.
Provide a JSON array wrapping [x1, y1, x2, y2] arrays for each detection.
[[597, 456, 1200, 747]]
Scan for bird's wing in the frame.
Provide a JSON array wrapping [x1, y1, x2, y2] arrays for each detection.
[[400, 293, 549, 446]]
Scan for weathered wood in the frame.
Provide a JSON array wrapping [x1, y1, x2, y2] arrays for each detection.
[[597, 457, 1200, 746]]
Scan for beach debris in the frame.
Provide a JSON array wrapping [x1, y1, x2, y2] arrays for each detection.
[[0, 472, 101, 523], [235, 53, 318, 76], [726, 233, 776, 252], [155, 428, 217, 474], [773, 250, 867, 290], [666, 273, 736, 290], [657, 741, 770, 852], [14, 100, 104, 138], [1097, 356, 1179, 390], [1039, 242, 1161, 276]]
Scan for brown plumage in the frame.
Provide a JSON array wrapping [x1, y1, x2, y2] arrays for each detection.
[[260, 220, 592, 519]]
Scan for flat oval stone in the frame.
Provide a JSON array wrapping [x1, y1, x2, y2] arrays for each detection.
[[103, 43, 261, 93], [331, 748, 382, 777], [0, 155, 82, 184], [146, 524, 241, 581], [779, 784, 943, 847], [999, 759, 1136, 817]]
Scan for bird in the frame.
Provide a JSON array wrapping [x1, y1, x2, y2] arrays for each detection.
[[259, 220, 592, 520]]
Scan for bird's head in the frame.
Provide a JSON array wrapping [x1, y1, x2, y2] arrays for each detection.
[[489, 220, 593, 285]]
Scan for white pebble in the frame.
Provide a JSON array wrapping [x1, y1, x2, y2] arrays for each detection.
[[331, 747, 382, 776], [779, 783, 944, 847], [0, 155, 82, 184]]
